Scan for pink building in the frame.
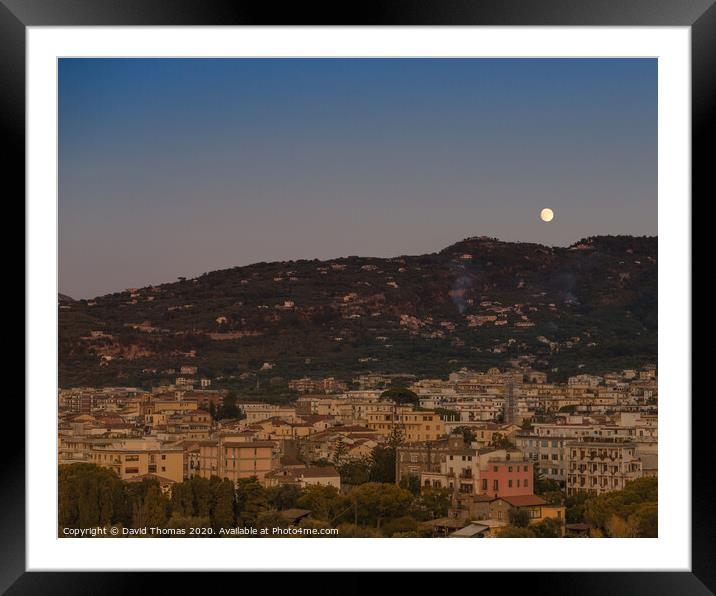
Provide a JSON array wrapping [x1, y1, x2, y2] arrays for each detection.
[[477, 453, 533, 498]]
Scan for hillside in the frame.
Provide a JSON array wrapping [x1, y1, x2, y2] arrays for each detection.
[[58, 235, 657, 389]]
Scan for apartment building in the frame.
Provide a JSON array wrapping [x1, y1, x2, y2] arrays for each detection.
[[566, 438, 643, 495], [87, 438, 184, 483], [514, 433, 569, 482], [197, 436, 277, 484], [364, 405, 445, 442]]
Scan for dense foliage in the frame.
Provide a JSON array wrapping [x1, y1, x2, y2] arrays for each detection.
[[59, 464, 451, 538], [59, 236, 657, 389]]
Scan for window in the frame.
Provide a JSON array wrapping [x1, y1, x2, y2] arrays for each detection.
[[493, 480, 499, 491]]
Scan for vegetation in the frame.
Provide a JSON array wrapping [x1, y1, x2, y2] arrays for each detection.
[[58, 236, 657, 389], [379, 387, 419, 406], [582, 476, 658, 537], [60, 465, 657, 539], [495, 476, 658, 538], [59, 464, 448, 537]]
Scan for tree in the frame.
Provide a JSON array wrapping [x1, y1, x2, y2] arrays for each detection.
[[382, 516, 418, 537], [369, 446, 397, 483], [628, 502, 657, 538], [338, 458, 372, 487], [235, 477, 268, 527], [531, 517, 562, 538], [296, 485, 347, 522], [508, 507, 531, 528], [399, 474, 421, 496], [583, 476, 657, 537], [255, 510, 291, 534], [452, 427, 476, 444], [387, 426, 406, 450], [218, 390, 243, 420], [350, 483, 413, 529], [266, 484, 301, 511], [490, 433, 514, 449], [331, 438, 349, 467], [211, 477, 236, 529], [379, 387, 419, 406], [409, 487, 451, 521], [141, 483, 169, 528], [165, 515, 211, 536], [59, 464, 127, 531]]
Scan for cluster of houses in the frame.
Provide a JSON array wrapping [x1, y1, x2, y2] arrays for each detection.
[[58, 364, 657, 536]]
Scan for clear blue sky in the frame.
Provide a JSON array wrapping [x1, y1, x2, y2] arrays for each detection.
[[59, 58, 657, 299]]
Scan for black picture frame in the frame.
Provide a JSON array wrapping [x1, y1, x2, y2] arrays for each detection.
[[6, 0, 707, 592]]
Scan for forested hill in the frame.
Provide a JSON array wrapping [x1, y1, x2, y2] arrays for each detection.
[[59, 235, 657, 389]]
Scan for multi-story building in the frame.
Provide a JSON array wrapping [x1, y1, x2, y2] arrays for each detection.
[[86, 438, 184, 483], [566, 438, 643, 495], [514, 433, 569, 483], [417, 439, 533, 500], [239, 403, 297, 424], [364, 405, 445, 442], [477, 449, 533, 498], [197, 436, 277, 484], [395, 438, 452, 485]]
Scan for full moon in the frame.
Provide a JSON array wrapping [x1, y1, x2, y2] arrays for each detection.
[[540, 208, 554, 222]]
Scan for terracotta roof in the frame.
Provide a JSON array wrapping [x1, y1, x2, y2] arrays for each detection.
[[299, 466, 339, 478], [222, 440, 275, 448], [496, 495, 547, 507]]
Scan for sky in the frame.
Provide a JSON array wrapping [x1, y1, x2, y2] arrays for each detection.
[[59, 58, 657, 299]]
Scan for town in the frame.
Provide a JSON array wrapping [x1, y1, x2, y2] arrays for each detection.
[[59, 363, 658, 538]]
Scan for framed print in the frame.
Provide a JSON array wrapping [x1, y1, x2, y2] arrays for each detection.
[[7, 0, 710, 592]]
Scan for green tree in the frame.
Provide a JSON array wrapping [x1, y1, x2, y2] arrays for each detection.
[[338, 458, 372, 487], [235, 477, 268, 527], [165, 515, 211, 536], [583, 476, 657, 537], [379, 387, 419, 406], [452, 426, 476, 444], [497, 525, 536, 537], [331, 438, 349, 466], [212, 477, 236, 529], [409, 487, 451, 521], [218, 390, 243, 420], [369, 446, 397, 483], [382, 515, 418, 537], [399, 474, 421, 496], [141, 483, 169, 528], [59, 464, 127, 531], [508, 508, 531, 528], [628, 502, 658, 537], [255, 510, 291, 534], [490, 433, 514, 449], [531, 517, 562, 538], [296, 485, 347, 522], [350, 482, 413, 529], [266, 484, 301, 510]]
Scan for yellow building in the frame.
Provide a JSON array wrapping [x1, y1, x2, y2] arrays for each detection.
[[364, 404, 445, 442], [87, 439, 184, 483], [197, 436, 277, 484]]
